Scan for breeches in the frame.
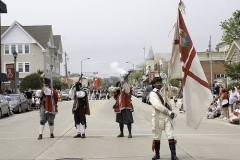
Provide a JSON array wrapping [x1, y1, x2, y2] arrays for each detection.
[[154, 120, 174, 140], [40, 105, 55, 126]]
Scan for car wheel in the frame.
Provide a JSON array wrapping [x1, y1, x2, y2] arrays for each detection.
[[0, 109, 2, 119], [6, 108, 11, 117], [18, 106, 22, 113]]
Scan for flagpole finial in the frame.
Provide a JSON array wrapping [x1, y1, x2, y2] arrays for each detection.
[[178, 0, 186, 15]]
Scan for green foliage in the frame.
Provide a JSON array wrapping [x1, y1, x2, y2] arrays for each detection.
[[132, 71, 142, 84], [227, 82, 240, 91], [20, 73, 43, 92], [219, 10, 240, 45], [223, 62, 240, 80], [215, 42, 226, 52], [169, 78, 182, 87], [53, 76, 68, 89]]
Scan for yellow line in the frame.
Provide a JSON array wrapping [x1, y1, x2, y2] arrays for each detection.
[[90, 100, 104, 112]]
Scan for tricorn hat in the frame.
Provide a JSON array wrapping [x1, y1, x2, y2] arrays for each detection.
[[149, 77, 162, 85]]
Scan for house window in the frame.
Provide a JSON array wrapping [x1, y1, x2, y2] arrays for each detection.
[[11, 45, 16, 53], [17, 62, 30, 73], [25, 44, 29, 54], [25, 63, 30, 72], [18, 45, 23, 54], [5, 84, 10, 90], [18, 63, 23, 72], [5, 45, 9, 54]]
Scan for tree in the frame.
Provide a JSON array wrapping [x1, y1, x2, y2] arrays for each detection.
[[216, 10, 240, 50], [223, 62, 240, 80], [20, 72, 43, 92], [53, 76, 68, 89]]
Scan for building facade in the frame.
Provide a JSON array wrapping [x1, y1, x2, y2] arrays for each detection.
[[1, 21, 63, 91]]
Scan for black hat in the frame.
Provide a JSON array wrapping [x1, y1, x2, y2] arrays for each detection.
[[149, 77, 162, 85], [44, 78, 51, 86]]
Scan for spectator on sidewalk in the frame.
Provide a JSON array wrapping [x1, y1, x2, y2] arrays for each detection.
[[207, 108, 214, 119], [229, 87, 239, 113], [229, 108, 240, 124], [219, 88, 229, 120]]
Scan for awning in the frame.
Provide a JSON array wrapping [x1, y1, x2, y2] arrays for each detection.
[[0, 73, 8, 82]]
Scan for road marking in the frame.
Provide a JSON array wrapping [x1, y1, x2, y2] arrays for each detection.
[[90, 100, 104, 112]]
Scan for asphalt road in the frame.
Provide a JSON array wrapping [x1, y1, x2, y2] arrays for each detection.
[[0, 96, 239, 160]]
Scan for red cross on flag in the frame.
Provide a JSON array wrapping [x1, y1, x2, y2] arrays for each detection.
[[168, 4, 212, 129]]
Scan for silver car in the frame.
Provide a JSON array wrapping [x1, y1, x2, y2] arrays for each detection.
[[0, 94, 10, 119], [9, 94, 30, 113], [61, 90, 71, 101]]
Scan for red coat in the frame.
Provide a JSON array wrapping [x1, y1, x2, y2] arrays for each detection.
[[114, 89, 134, 113], [45, 89, 58, 114]]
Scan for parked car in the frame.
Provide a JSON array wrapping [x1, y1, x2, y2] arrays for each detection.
[[0, 94, 11, 119], [142, 85, 153, 104], [8, 94, 30, 113], [61, 90, 71, 101], [136, 89, 144, 98], [132, 88, 140, 97]]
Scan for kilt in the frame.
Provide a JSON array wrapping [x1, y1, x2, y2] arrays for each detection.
[[116, 109, 134, 124]]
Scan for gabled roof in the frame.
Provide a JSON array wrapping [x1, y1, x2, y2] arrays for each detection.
[[146, 46, 154, 60], [225, 40, 240, 61], [1, 21, 52, 49]]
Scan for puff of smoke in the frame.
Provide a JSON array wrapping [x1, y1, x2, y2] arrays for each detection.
[[110, 62, 127, 75]]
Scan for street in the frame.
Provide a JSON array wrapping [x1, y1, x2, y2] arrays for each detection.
[[0, 97, 239, 160]]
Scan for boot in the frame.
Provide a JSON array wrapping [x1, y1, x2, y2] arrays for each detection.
[[73, 134, 81, 138], [169, 139, 179, 160], [152, 140, 160, 160], [38, 134, 42, 140], [117, 133, 124, 137], [81, 133, 86, 138], [50, 133, 55, 138]]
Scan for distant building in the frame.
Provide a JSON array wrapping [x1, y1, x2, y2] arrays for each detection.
[[1, 21, 63, 90]]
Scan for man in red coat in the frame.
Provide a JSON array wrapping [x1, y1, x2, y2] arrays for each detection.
[[113, 81, 134, 138], [37, 83, 58, 140]]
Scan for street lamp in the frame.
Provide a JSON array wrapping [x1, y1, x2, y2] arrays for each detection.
[[12, 51, 18, 93], [126, 62, 134, 71], [50, 64, 53, 88], [81, 58, 90, 83], [68, 71, 70, 88]]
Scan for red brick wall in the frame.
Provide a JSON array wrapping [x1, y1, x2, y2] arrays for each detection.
[[200, 61, 226, 85]]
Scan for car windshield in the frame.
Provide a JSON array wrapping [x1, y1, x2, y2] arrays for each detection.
[[138, 89, 144, 92], [61, 91, 68, 94], [9, 95, 20, 101]]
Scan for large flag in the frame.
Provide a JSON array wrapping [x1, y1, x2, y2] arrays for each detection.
[[168, 4, 212, 129], [94, 78, 101, 88]]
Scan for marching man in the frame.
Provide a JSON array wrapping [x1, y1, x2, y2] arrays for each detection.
[[149, 77, 179, 160], [69, 82, 90, 138], [37, 80, 58, 140], [113, 81, 134, 138]]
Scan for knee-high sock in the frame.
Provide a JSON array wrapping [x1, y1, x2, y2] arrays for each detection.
[[49, 126, 54, 134], [39, 125, 45, 134], [119, 123, 124, 134], [76, 124, 81, 134], [127, 123, 131, 134], [81, 124, 85, 134]]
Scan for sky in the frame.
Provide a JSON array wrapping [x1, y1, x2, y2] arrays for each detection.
[[2, 0, 240, 78]]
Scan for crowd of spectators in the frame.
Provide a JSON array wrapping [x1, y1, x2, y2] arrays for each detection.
[[207, 83, 240, 125]]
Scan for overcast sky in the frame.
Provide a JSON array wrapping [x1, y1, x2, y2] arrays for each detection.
[[2, 0, 240, 78]]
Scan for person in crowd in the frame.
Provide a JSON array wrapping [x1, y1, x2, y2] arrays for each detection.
[[214, 83, 220, 96], [113, 81, 134, 138], [69, 82, 90, 138], [35, 95, 40, 110], [219, 88, 229, 120], [174, 96, 178, 107], [229, 87, 239, 113], [213, 99, 221, 117], [207, 108, 214, 119], [25, 88, 33, 110], [229, 108, 240, 124], [37, 82, 58, 140], [149, 77, 179, 160]]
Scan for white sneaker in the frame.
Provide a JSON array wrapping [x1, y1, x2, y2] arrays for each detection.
[[223, 117, 228, 120]]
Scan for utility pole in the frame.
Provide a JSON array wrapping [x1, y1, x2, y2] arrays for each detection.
[[209, 35, 213, 94], [64, 52, 68, 76], [143, 47, 146, 75]]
